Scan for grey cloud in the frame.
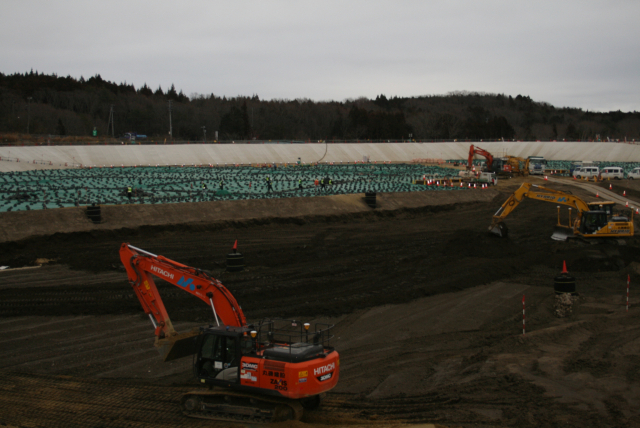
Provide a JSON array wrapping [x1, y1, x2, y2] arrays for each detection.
[[1, 0, 639, 111]]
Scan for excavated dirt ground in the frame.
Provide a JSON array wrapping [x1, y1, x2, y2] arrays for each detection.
[[2, 177, 640, 428]]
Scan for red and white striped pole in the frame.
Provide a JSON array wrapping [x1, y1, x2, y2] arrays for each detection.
[[627, 275, 630, 312], [522, 294, 526, 335]]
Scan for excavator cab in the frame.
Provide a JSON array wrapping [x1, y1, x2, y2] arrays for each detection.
[[587, 202, 615, 219], [194, 326, 254, 383], [490, 158, 505, 173], [553, 211, 609, 240], [578, 211, 609, 235]]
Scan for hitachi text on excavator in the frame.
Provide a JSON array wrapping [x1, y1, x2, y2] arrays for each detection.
[[119, 243, 339, 423]]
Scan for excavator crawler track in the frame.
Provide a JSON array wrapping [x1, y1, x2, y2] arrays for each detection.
[[181, 389, 304, 424]]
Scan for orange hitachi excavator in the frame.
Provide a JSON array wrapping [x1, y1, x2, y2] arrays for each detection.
[[468, 144, 494, 171], [119, 243, 339, 423], [468, 144, 505, 173]]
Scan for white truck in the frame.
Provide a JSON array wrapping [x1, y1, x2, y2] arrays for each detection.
[[477, 172, 498, 185], [527, 156, 546, 175], [458, 170, 498, 185]]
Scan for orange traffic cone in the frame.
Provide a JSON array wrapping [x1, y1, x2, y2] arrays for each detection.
[[561, 261, 568, 274], [573, 175, 576, 180], [626, 201, 629, 207], [609, 184, 612, 189], [232, 239, 238, 253], [596, 192, 599, 198], [544, 175, 548, 180], [624, 190, 627, 196]]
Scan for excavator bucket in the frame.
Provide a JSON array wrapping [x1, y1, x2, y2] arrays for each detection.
[[551, 226, 574, 241], [155, 329, 201, 362], [489, 221, 509, 238]]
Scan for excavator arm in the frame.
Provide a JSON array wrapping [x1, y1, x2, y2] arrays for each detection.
[[120, 243, 247, 360]]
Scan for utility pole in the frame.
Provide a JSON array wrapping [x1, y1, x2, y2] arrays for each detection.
[[27, 97, 33, 134], [107, 105, 115, 138], [168, 100, 173, 141]]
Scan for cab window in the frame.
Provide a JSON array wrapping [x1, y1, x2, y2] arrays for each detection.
[[240, 335, 254, 355], [197, 334, 238, 378]]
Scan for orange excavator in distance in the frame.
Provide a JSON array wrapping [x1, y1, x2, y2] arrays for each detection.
[[119, 243, 339, 423], [468, 144, 493, 171], [467, 144, 509, 175]]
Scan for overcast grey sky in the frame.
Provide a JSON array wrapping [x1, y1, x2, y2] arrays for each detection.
[[3, 1, 639, 112]]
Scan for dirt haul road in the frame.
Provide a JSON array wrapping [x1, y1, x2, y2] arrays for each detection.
[[1, 177, 640, 428]]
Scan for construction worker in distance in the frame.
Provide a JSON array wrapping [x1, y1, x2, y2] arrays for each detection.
[[314, 178, 319, 187], [298, 178, 303, 191], [127, 186, 132, 201], [329, 178, 333, 187], [219, 180, 224, 190], [201, 182, 207, 193], [320, 177, 325, 190], [266, 178, 273, 193]]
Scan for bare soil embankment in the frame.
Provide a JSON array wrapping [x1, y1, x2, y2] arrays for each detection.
[[1, 180, 640, 427], [0, 189, 495, 243]]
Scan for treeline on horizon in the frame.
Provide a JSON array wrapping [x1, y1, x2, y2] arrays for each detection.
[[1, 70, 639, 141]]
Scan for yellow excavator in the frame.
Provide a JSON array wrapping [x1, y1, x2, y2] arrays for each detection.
[[504, 157, 530, 176], [489, 183, 634, 240]]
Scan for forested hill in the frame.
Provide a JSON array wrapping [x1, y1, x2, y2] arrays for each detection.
[[1, 71, 638, 141]]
